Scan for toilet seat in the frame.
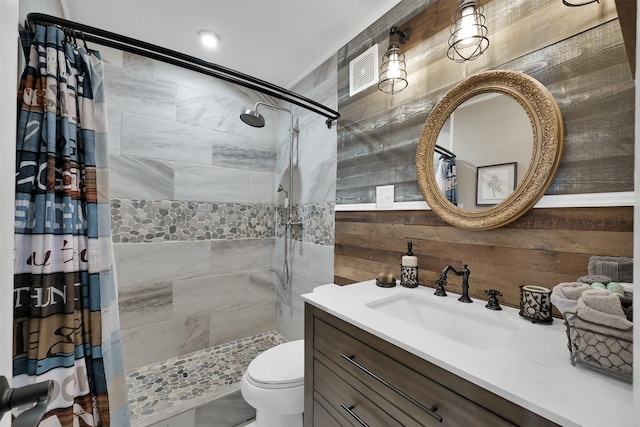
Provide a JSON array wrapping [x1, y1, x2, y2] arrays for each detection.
[[245, 340, 304, 389]]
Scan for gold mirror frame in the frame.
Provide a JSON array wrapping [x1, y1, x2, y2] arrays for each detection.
[[416, 70, 564, 230]]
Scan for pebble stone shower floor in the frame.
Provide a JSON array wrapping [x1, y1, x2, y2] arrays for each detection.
[[126, 331, 287, 426]]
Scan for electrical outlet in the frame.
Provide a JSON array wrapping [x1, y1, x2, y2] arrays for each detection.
[[376, 185, 394, 209]]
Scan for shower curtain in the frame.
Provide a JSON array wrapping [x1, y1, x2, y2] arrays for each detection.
[[13, 25, 130, 426], [436, 156, 458, 205]]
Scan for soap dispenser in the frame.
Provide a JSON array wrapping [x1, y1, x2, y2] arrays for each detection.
[[400, 242, 418, 288]]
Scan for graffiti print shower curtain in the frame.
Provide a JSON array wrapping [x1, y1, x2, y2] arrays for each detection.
[[14, 25, 130, 426]]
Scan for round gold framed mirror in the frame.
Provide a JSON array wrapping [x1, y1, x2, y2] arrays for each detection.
[[416, 70, 564, 230]]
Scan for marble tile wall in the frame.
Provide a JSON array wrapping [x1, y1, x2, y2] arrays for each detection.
[[274, 55, 338, 339], [103, 45, 338, 365], [103, 51, 282, 370]]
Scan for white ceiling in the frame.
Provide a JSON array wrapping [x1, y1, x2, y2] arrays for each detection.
[[21, 0, 401, 88]]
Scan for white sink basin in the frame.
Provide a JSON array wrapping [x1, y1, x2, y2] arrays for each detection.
[[366, 293, 521, 350]]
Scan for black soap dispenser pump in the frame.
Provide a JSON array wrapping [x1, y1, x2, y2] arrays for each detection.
[[400, 242, 418, 288]]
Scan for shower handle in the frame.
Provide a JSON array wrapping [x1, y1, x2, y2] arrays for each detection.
[[286, 219, 303, 228]]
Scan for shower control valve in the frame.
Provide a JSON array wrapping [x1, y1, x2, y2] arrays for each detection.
[[286, 219, 303, 228]]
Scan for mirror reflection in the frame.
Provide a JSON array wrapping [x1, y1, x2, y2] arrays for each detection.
[[433, 93, 533, 211], [416, 70, 564, 230]]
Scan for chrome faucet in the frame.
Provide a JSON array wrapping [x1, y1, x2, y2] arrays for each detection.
[[433, 264, 472, 303]]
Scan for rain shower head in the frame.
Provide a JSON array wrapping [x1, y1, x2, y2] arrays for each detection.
[[239, 107, 265, 128]]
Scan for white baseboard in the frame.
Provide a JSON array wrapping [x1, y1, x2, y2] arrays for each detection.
[[335, 192, 634, 212]]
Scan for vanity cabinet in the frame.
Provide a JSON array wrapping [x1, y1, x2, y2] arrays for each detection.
[[304, 304, 559, 427]]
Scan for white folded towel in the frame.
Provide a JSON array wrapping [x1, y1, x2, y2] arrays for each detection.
[[551, 282, 590, 314], [567, 309, 633, 374], [568, 289, 633, 375], [576, 289, 632, 330]]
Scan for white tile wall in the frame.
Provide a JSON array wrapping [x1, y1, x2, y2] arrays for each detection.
[[174, 163, 251, 202], [275, 301, 305, 341], [119, 282, 173, 329], [104, 64, 177, 121], [208, 299, 274, 347], [116, 237, 276, 368], [106, 47, 336, 369], [177, 84, 250, 136], [274, 54, 337, 338], [107, 109, 122, 154], [147, 409, 196, 427], [121, 314, 210, 369], [116, 240, 212, 287], [173, 273, 252, 318], [209, 238, 275, 274], [120, 113, 214, 165], [109, 155, 175, 200]]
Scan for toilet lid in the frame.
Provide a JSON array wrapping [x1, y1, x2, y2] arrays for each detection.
[[246, 340, 304, 389]]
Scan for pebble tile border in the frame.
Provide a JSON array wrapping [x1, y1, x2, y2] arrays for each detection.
[[298, 202, 335, 246], [126, 331, 287, 426], [111, 199, 277, 243], [112, 199, 335, 246], [276, 202, 334, 246]]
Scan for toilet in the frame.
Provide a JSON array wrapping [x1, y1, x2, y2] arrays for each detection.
[[240, 340, 305, 427]]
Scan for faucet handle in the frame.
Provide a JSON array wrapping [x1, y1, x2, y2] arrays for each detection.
[[433, 276, 448, 297], [484, 289, 503, 311]]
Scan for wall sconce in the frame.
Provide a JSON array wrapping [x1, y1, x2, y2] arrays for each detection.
[[447, 0, 489, 62], [562, 0, 599, 5], [378, 26, 411, 95]]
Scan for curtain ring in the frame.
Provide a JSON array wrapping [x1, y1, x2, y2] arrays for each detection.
[[79, 31, 89, 50]]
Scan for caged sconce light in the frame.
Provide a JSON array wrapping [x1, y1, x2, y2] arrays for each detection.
[[378, 26, 411, 94], [447, 0, 489, 62]]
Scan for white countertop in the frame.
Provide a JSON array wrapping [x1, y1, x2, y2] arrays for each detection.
[[302, 281, 633, 427]]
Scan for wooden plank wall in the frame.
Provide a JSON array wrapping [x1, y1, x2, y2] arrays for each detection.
[[335, 207, 633, 309], [615, 0, 637, 76], [336, 0, 634, 204], [334, 0, 635, 309]]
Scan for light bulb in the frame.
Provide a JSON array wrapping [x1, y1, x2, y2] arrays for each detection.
[[387, 52, 401, 79], [447, 0, 489, 62], [456, 5, 480, 47], [198, 30, 220, 49]]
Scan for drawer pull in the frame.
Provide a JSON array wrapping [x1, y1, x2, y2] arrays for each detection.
[[340, 403, 370, 427], [340, 353, 443, 423]]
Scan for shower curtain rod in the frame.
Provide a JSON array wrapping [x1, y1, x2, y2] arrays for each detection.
[[26, 13, 340, 129], [435, 144, 456, 159]]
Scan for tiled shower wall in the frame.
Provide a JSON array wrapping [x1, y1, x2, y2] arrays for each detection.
[[274, 55, 338, 340], [103, 50, 282, 370]]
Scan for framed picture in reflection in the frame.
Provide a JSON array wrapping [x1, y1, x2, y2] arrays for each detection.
[[476, 162, 517, 206]]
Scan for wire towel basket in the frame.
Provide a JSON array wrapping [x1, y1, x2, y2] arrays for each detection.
[[564, 311, 632, 382]]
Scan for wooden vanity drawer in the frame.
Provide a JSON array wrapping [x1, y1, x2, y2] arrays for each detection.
[[314, 317, 515, 427], [312, 395, 345, 427], [305, 304, 559, 427], [316, 350, 435, 426], [315, 357, 405, 426]]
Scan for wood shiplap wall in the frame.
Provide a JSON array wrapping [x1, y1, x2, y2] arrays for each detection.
[[334, 0, 635, 308], [335, 207, 633, 309], [336, 0, 634, 203]]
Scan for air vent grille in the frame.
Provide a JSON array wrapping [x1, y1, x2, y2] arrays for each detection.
[[349, 44, 378, 97]]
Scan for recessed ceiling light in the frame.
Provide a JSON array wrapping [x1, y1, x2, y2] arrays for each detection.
[[198, 30, 220, 49]]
